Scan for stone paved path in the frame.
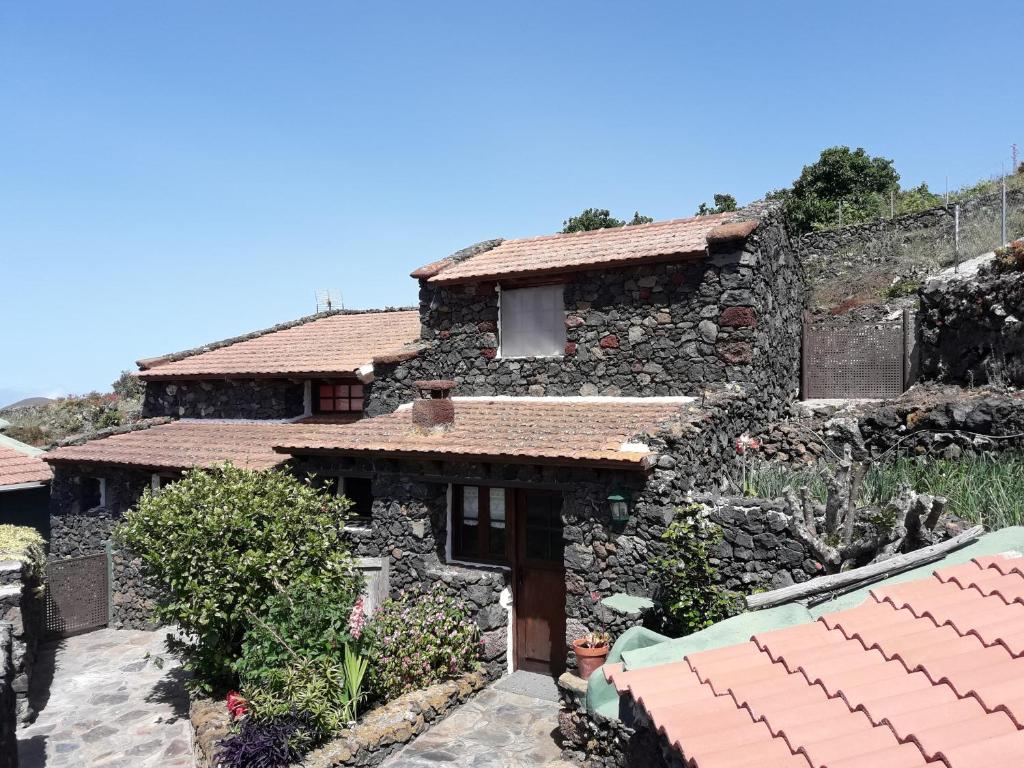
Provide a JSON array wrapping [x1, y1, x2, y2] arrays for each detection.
[[16, 628, 193, 768], [381, 686, 574, 768]]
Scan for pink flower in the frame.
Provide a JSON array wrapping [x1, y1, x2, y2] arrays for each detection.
[[590, 591, 601, 603], [735, 433, 761, 455], [348, 597, 367, 640]]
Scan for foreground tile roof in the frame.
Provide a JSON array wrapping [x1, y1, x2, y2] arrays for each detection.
[[607, 554, 1024, 767], [417, 213, 740, 284], [0, 435, 52, 488], [275, 396, 697, 469], [138, 309, 421, 379], [43, 420, 316, 472]]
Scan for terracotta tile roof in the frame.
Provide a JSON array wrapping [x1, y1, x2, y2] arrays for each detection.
[[419, 213, 741, 285], [0, 437, 51, 488], [139, 310, 421, 379], [43, 420, 318, 472], [275, 396, 698, 469], [607, 554, 1024, 767]]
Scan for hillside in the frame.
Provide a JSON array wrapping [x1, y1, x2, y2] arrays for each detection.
[[0, 373, 143, 447]]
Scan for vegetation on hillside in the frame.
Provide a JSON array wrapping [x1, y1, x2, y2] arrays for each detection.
[[695, 193, 738, 216], [747, 454, 1024, 531], [561, 208, 653, 233], [772, 145, 1024, 235], [0, 370, 143, 446]]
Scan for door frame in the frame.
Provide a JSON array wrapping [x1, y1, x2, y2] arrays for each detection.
[[445, 483, 567, 674], [511, 487, 567, 674]]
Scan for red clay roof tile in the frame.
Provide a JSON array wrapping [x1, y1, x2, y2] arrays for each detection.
[[43, 420, 321, 472], [138, 310, 420, 379], [274, 396, 699, 469], [420, 213, 738, 285], [608, 553, 1024, 767], [0, 440, 52, 488]]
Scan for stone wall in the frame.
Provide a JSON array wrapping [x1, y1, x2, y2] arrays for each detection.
[[799, 188, 1024, 310], [142, 378, 305, 419], [191, 671, 489, 768], [48, 465, 160, 629], [919, 268, 1024, 387], [367, 205, 803, 421], [755, 390, 1024, 464], [0, 625, 16, 768], [0, 552, 43, 726]]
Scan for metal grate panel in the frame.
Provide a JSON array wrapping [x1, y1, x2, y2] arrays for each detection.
[[803, 320, 906, 399], [45, 552, 110, 637]]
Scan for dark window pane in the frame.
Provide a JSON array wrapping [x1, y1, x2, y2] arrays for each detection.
[[319, 384, 333, 397], [343, 477, 373, 520], [319, 398, 334, 412], [81, 478, 102, 510]]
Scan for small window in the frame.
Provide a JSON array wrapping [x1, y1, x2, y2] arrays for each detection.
[[499, 284, 566, 358], [315, 382, 365, 414], [151, 473, 179, 492], [452, 485, 509, 565], [80, 477, 105, 511], [308, 474, 373, 526], [342, 477, 373, 524]]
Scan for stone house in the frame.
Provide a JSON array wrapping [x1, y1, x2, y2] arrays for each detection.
[[0, 434, 52, 538], [273, 204, 805, 676], [42, 308, 420, 628]]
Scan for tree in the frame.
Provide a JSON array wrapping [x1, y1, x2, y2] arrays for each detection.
[[695, 193, 738, 216], [116, 464, 360, 693], [561, 208, 653, 233], [783, 146, 900, 233]]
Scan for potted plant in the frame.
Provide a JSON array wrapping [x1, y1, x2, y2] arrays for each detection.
[[572, 631, 611, 680]]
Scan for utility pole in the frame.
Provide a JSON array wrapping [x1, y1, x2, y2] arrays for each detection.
[[890, 189, 895, 219], [1014, 144, 1019, 174], [1002, 164, 1008, 246], [954, 203, 960, 272], [838, 201, 843, 228]]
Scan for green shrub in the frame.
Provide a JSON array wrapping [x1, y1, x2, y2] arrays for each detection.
[[0, 525, 45, 582], [650, 504, 740, 636], [369, 586, 480, 701], [245, 650, 365, 738], [115, 464, 361, 694], [236, 581, 363, 688]]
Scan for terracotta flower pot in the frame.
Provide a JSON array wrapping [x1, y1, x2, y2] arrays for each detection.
[[573, 638, 610, 680]]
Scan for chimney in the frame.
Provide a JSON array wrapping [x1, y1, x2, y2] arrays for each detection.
[[412, 380, 456, 431]]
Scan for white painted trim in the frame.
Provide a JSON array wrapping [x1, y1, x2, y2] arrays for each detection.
[[496, 283, 502, 359], [450, 395, 695, 404], [97, 477, 107, 507], [0, 481, 48, 493], [356, 363, 375, 383], [619, 441, 653, 453], [445, 482, 515, 674], [303, 381, 312, 417]]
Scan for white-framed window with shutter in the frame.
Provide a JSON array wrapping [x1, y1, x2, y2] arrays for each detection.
[[498, 284, 566, 358]]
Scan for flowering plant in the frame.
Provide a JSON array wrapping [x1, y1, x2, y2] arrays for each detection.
[[735, 433, 762, 495], [226, 690, 248, 719], [369, 585, 480, 701], [576, 591, 611, 648]]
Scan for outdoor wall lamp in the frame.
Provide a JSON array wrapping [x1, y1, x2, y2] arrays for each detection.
[[608, 492, 631, 523]]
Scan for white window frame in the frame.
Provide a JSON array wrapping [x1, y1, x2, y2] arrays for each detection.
[[497, 283, 566, 359]]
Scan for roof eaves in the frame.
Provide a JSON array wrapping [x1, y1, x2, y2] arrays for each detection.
[[409, 239, 504, 279], [136, 307, 416, 373], [42, 417, 175, 457]]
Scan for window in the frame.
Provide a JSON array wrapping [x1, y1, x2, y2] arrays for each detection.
[[308, 474, 373, 525], [499, 284, 566, 358], [315, 382, 364, 414], [452, 485, 508, 564], [79, 477, 105, 511], [151, 473, 178, 492]]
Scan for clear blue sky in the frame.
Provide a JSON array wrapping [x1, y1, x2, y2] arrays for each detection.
[[1, 1, 1020, 404]]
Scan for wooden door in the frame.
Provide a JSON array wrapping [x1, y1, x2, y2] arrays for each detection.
[[513, 489, 566, 675]]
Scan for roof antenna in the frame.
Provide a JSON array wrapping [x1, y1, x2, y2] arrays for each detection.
[[315, 289, 343, 313]]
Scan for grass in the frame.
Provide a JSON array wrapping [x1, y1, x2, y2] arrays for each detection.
[[746, 455, 1024, 531]]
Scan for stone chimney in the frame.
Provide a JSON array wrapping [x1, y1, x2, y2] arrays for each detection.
[[412, 380, 456, 431]]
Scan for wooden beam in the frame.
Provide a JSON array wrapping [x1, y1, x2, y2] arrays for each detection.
[[745, 525, 985, 611]]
